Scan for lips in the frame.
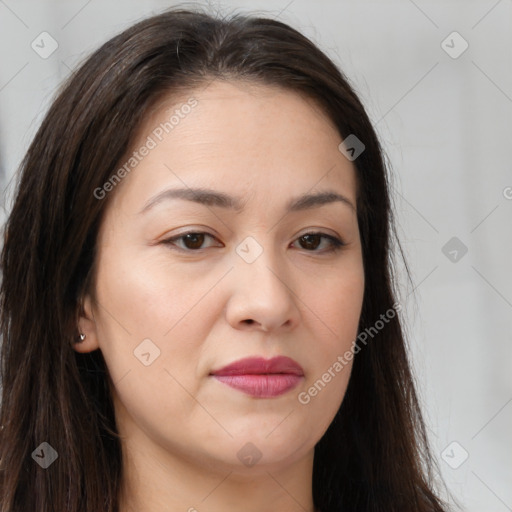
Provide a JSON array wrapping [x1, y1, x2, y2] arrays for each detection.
[[210, 356, 304, 398], [211, 356, 304, 376]]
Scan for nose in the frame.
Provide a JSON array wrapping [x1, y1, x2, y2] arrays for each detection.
[[225, 245, 300, 333]]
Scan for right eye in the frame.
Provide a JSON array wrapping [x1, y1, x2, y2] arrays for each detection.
[[161, 231, 222, 251]]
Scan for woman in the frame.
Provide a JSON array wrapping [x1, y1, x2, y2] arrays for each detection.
[[0, 7, 449, 512]]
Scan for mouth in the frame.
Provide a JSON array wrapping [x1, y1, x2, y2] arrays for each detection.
[[209, 356, 304, 398]]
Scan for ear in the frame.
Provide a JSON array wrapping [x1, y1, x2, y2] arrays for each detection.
[[74, 293, 101, 353]]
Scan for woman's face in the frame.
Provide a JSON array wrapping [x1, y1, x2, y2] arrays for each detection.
[[78, 80, 364, 474]]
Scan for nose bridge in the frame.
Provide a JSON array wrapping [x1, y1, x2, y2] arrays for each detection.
[[236, 236, 291, 298], [227, 234, 298, 330]]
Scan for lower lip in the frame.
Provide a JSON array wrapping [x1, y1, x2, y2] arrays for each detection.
[[212, 374, 303, 398]]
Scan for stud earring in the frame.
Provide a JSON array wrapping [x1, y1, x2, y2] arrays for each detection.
[[79, 333, 86, 342]]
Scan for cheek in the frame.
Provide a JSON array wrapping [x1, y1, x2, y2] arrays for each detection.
[[91, 244, 221, 444], [293, 260, 364, 426], [91, 242, 220, 388], [311, 259, 365, 350]]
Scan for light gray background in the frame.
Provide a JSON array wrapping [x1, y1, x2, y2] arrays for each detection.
[[1, 1, 511, 510]]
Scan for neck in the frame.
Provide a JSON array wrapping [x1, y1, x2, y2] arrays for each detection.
[[117, 420, 317, 512]]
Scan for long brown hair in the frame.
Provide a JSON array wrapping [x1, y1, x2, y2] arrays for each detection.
[[0, 7, 448, 511]]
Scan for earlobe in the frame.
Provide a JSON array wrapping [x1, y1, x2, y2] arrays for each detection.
[[74, 294, 100, 353]]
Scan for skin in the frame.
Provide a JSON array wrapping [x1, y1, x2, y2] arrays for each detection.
[[76, 80, 365, 512]]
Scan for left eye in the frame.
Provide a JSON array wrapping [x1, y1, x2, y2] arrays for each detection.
[[162, 231, 345, 253], [292, 232, 345, 252]]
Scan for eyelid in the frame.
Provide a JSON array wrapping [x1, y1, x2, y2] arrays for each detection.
[[162, 230, 221, 251], [161, 229, 346, 253], [290, 231, 346, 252], [295, 226, 344, 241]]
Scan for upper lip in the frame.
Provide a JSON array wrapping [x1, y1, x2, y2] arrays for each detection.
[[210, 356, 304, 376]]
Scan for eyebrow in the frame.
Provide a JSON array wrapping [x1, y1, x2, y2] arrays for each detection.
[[139, 187, 356, 214]]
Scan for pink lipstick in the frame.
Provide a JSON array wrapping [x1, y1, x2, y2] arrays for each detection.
[[210, 356, 304, 398]]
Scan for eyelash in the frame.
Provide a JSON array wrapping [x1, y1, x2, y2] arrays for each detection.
[[161, 231, 346, 254]]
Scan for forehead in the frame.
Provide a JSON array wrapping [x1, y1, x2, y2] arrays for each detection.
[[140, 79, 341, 147], [107, 80, 357, 215]]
